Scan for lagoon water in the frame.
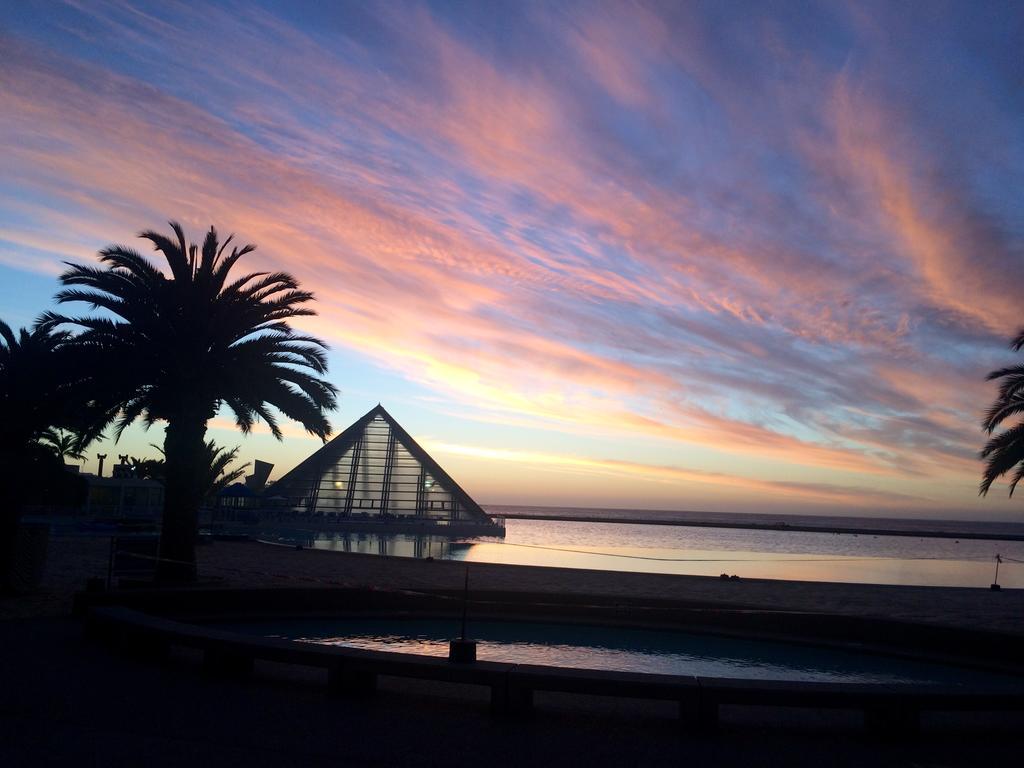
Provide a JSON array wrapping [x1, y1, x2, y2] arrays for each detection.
[[262, 505, 1024, 589]]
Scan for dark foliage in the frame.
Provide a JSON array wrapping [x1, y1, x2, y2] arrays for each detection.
[[0, 320, 102, 589], [980, 328, 1024, 496], [137, 440, 249, 500], [49, 222, 337, 580]]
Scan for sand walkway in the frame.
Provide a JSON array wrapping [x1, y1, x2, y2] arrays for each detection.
[[3, 536, 1022, 635]]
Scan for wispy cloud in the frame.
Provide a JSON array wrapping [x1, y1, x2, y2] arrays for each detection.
[[1, 0, 1021, 512], [422, 438, 929, 508]]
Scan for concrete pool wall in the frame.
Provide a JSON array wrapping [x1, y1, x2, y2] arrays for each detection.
[[74, 586, 1024, 668], [76, 587, 1024, 735]]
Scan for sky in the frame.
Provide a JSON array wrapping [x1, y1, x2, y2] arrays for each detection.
[[1, 0, 1023, 520]]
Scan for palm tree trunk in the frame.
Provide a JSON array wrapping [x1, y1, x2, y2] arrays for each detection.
[[157, 415, 209, 583]]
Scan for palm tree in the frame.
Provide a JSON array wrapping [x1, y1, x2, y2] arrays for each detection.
[[141, 440, 250, 500], [0, 320, 101, 589], [202, 442, 250, 499], [39, 428, 88, 462], [981, 327, 1024, 496], [48, 222, 338, 581], [127, 455, 165, 482], [1, 321, 75, 445]]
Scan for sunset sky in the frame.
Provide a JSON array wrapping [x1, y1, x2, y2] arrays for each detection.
[[2, 1, 1022, 519]]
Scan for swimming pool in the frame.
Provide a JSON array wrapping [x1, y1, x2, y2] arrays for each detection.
[[219, 617, 1009, 686]]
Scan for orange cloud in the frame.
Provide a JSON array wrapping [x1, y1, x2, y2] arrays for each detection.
[[422, 438, 928, 508], [820, 75, 1021, 337], [2, 4, 1017, 518]]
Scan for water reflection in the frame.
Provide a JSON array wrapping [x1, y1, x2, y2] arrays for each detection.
[[222, 617, 1009, 686], [259, 519, 1024, 588], [448, 541, 1024, 588], [265, 528, 451, 560]]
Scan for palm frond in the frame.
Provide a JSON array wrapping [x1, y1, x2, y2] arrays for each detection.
[[980, 330, 1024, 496], [0, 318, 15, 349], [223, 396, 256, 434], [982, 394, 1024, 433], [1008, 463, 1024, 497], [1011, 327, 1024, 352], [980, 423, 1024, 495], [139, 223, 191, 283]]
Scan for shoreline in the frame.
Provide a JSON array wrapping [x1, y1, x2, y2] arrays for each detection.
[[6, 537, 1022, 636], [496, 513, 1024, 542]]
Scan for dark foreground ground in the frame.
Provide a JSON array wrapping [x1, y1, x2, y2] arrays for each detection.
[[2, 616, 1023, 768], [2, 537, 1023, 766]]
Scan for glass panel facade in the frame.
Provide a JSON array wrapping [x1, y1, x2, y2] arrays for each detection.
[[286, 415, 465, 520]]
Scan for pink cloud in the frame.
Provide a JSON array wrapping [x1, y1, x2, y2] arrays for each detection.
[[2, 3, 1018, 516]]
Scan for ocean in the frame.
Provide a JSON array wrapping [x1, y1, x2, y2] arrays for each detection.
[[271, 505, 1024, 589]]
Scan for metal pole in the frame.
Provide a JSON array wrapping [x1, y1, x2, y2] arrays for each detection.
[[994, 554, 1001, 585]]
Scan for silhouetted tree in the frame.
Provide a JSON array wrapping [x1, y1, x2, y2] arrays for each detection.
[[140, 440, 250, 501], [128, 456, 164, 481], [0, 320, 99, 590], [39, 428, 88, 461], [47, 222, 337, 581], [201, 442, 250, 500], [981, 327, 1024, 496]]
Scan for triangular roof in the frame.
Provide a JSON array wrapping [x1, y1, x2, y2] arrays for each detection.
[[268, 404, 490, 522]]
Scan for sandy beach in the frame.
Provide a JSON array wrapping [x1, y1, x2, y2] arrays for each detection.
[[4, 536, 1023, 635]]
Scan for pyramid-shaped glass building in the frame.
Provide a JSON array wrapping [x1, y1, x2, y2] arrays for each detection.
[[267, 405, 494, 526]]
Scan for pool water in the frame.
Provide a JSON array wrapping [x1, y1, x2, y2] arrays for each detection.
[[219, 618, 1010, 685]]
